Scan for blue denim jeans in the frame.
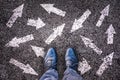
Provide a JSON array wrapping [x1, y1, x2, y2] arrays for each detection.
[[40, 67, 83, 80]]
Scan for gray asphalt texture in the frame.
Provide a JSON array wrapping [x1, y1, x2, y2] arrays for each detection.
[[0, 0, 120, 80]]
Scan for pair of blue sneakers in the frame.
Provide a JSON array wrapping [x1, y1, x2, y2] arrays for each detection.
[[44, 48, 78, 70]]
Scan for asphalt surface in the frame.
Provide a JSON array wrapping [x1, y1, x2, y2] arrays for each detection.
[[0, 0, 120, 80]]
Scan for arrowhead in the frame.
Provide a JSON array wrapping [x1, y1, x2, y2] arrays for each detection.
[[78, 58, 91, 75], [13, 4, 24, 17], [80, 35, 93, 47], [40, 4, 54, 14], [53, 23, 65, 36], [5, 37, 19, 47], [106, 24, 116, 34], [103, 52, 114, 65], [23, 64, 38, 76], [36, 18, 45, 30], [101, 4, 110, 16], [31, 45, 45, 58], [71, 19, 83, 32]]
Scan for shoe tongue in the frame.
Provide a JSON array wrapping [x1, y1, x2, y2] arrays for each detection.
[[47, 60, 52, 65], [46, 57, 53, 61], [66, 60, 72, 66], [46, 59, 52, 66]]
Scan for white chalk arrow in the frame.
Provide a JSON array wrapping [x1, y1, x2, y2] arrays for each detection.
[[6, 34, 34, 47], [71, 9, 91, 32], [96, 4, 110, 27], [6, 4, 24, 28], [105, 24, 116, 44], [96, 52, 114, 76], [81, 35, 102, 55], [27, 18, 45, 30], [78, 58, 91, 75], [45, 23, 65, 44], [9, 58, 38, 75], [40, 4, 66, 17], [31, 45, 45, 58]]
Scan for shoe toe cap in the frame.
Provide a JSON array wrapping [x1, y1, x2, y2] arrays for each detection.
[[66, 48, 75, 57], [47, 48, 56, 56], [66, 48, 78, 61], [45, 48, 56, 61]]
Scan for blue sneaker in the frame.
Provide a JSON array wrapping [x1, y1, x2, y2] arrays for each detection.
[[44, 48, 57, 70], [65, 48, 78, 70]]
